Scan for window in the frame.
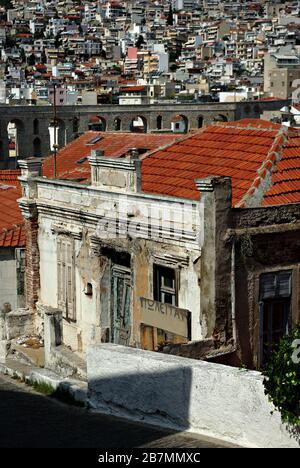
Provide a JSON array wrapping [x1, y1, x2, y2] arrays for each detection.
[[154, 265, 177, 306], [259, 271, 292, 366], [57, 237, 76, 321], [153, 265, 182, 348]]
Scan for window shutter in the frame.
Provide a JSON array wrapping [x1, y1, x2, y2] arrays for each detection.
[[260, 271, 292, 300], [260, 273, 276, 299], [277, 272, 291, 297], [57, 238, 64, 308], [57, 237, 76, 321], [66, 241, 75, 321]]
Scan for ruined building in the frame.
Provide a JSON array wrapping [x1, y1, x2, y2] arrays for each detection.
[[1, 119, 299, 374]]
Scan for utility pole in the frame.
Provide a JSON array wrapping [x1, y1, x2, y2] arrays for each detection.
[[53, 82, 57, 178]]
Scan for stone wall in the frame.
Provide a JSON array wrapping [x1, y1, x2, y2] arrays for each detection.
[[228, 203, 300, 368], [87, 344, 299, 448]]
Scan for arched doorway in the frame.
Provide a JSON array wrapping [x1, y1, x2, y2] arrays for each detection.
[[88, 116, 107, 131], [130, 116, 147, 133], [33, 137, 41, 157], [114, 117, 121, 131], [213, 114, 228, 122], [7, 119, 24, 158], [171, 115, 189, 133], [198, 116, 204, 128], [156, 115, 163, 130]]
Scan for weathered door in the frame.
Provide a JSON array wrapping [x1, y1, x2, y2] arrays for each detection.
[[111, 265, 131, 346]]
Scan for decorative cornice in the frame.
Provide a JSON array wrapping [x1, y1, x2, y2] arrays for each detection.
[[88, 156, 140, 172], [18, 159, 42, 178], [18, 198, 38, 219], [51, 223, 82, 240], [195, 177, 228, 193], [36, 202, 198, 245], [151, 252, 190, 267]]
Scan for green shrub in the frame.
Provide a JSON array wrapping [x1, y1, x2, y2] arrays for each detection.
[[262, 323, 300, 427]]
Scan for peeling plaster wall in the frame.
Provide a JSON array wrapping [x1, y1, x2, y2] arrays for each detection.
[[229, 204, 300, 368], [35, 179, 202, 353], [38, 218, 57, 308]]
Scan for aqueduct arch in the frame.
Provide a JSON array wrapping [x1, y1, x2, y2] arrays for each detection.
[[130, 115, 148, 133], [0, 100, 286, 168]]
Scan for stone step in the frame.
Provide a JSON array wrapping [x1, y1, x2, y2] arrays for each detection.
[[10, 344, 45, 368]]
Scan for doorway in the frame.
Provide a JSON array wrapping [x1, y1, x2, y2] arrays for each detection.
[[111, 264, 132, 346]]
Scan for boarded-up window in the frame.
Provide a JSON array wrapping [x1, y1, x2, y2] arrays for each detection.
[[57, 237, 76, 321]]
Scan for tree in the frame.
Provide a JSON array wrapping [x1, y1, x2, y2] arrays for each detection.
[[20, 48, 26, 64], [167, 4, 173, 26], [54, 34, 61, 49], [0, 0, 12, 7], [135, 35, 144, 49], [262, 323, 300, 427], [41, 50, 47, 64], [27, 53, 36, 66]]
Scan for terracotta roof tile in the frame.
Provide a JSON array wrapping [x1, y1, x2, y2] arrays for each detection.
[[141, 120, 300, 207], [43, 132, 180, 180], [0, 170, 25, 247]]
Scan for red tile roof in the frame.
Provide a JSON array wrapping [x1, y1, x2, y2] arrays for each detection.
[[141, 120, 300, 207], [262, 131, 300, 205], [0, 170, 25, 248], [119, 86, 146, 92], [43, 132, 180, 180]]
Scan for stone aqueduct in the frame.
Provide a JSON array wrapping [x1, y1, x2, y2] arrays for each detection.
[[0, 99, 287, 169]]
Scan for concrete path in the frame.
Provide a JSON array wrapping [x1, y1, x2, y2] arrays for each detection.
[[0, 374, 238, 448]]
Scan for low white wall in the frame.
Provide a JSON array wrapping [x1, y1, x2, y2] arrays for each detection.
[[87, 344, 299, 448]]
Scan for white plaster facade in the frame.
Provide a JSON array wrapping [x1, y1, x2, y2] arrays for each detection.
[[18, 154, 224, 358]]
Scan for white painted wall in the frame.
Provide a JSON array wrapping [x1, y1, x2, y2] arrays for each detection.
[[35, 180, 203, 352], [38, 217, 57, 308], [171, 120, 187, 133], [87, 344, 299, 448]]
